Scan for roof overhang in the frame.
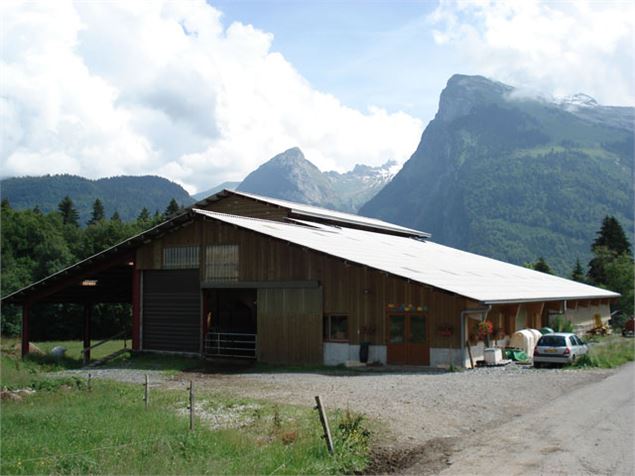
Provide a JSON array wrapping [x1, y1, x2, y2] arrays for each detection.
[[1, 210, 196, 305]]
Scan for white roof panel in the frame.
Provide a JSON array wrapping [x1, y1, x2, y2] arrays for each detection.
[[193, 209, 619, 303]]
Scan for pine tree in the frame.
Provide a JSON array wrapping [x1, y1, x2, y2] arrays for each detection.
[[110, 211, 121, 222], [88, 199, 105, 225], [57, 196, 79, 226], [532, 257, 552, 274], [137, 207, 150, 225], [570, 258, 585, 283], [163, 198, 181, 218], [592, 216, 632, 256], [588, 216, 633, 285]]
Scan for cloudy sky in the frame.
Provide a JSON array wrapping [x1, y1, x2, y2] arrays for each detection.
[[2, 1, 633, 194]]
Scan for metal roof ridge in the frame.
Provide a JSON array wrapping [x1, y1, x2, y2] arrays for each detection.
[[192, 208, 340, 232], [225, 189, 430, 237]]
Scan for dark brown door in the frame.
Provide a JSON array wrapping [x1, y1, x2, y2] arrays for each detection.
[[386, 313, 429, 365], [143, 270, 200, 353]]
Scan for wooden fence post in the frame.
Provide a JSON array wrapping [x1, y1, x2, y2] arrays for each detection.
[[188, 381, 194, 431], [314, 395, 334, 455], [466, 340, 474, 369], [143, 374, 149, 409]]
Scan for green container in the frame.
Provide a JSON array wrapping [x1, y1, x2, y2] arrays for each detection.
[[540, 327, 554, 335], [504, 349, 528, 362]]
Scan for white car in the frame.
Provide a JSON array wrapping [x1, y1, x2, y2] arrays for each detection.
[[533, 332, 588, 368]]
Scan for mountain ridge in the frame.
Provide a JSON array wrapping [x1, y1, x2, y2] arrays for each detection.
[[360, 74, 634, 274], [0, 174, 193, 223], [237, 147, 396, 212]]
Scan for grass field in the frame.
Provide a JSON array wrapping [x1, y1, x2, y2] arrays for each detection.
[[0, 345, 370, 475], [1, 337, 128, 365], [572, 335, 635, 368]]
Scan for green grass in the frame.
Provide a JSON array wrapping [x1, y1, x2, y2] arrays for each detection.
[[1, 337, 129, 367], [0, 338, 198, 377], [0, 352, 370, 475], [572, 335, 635, 369], [34, 339, 129, 361]]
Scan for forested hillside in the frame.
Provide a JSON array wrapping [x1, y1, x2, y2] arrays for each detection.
[[0, 175, 192, 224], [361, 75, 634, 275], [0, 198, 172, 338]]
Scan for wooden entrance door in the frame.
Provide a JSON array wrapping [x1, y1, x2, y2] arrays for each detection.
[[387, 313, 429, 365]]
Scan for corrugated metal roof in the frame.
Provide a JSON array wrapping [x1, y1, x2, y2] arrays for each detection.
[[194, 209, 619, 303], [225, 190, 430, 238]]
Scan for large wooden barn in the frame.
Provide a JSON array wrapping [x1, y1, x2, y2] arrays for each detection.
[[4, 190, 619, 367]]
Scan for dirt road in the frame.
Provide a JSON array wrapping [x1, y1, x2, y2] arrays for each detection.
[[434, 362, 635, 476]]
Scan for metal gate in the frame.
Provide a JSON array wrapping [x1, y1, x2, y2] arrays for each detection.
[[205, 332, 256, 359], [143, 270, 200, 353]]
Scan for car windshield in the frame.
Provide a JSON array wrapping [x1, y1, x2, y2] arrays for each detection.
[[538, 335, 566, 347]]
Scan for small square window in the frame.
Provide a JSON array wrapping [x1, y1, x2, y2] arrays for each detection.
[[324, 315, 348, 341]]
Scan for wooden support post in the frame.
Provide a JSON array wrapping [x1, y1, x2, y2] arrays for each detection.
[[188, 381, 194, 431], [132, 268, 141, 351], [82, 303, 93, 366], [314, 395, 334, 455], [466, 340, 474, 369], [201, 290, 209, 356], [21, 302, 31, 358], [143, 374, 149, 409]]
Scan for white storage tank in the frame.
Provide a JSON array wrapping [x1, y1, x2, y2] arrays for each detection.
[[509, 329, 541, 357]]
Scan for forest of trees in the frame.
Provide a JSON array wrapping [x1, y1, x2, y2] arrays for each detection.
[[1, 196, 182, 338], [525, 215, 633, 321], [1, 196, 633, 338]]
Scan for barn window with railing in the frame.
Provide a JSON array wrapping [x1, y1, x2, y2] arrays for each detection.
[[163, 246, 200, 269], [205, 245, 239, 281]]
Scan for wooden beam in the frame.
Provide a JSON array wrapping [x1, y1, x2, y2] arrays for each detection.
[[201, 290, 209, 356], [82, 304, 93, 365], [21, 302, 31, 358], [7, 251, 135, 305], [132, 269, 141, 351], [201, 280, 320, 289]]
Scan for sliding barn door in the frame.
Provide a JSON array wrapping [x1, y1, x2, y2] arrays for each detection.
[[142, 270, 200, 353], [256, 287, 323, 364]]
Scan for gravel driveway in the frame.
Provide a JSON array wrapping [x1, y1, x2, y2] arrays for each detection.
[[64, 363, 618, 474], [185, 365, 613, 445]]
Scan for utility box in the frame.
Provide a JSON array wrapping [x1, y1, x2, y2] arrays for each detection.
[[484, 348, 502, 365]]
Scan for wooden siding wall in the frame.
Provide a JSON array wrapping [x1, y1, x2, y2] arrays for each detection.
[[136, 219, 470, 351], [134, 216, 613, 363], [199, 195, 289, 222], [257, 287, 323, 363]]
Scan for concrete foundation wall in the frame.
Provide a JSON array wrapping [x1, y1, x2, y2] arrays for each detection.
[[323, 343, 387, 365], [430, 347, 463, 368]]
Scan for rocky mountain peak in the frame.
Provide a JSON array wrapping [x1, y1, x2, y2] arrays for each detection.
[[437, 74, 513, 123], [557, 93, 598, 108], [267, 146, 312, 167]]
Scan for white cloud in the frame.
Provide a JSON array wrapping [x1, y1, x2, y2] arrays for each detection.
[[0, 0, 423, 194], [428, 0, 635, 106]]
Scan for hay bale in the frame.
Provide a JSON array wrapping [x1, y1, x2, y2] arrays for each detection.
[[12, 342, 44, 355]]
